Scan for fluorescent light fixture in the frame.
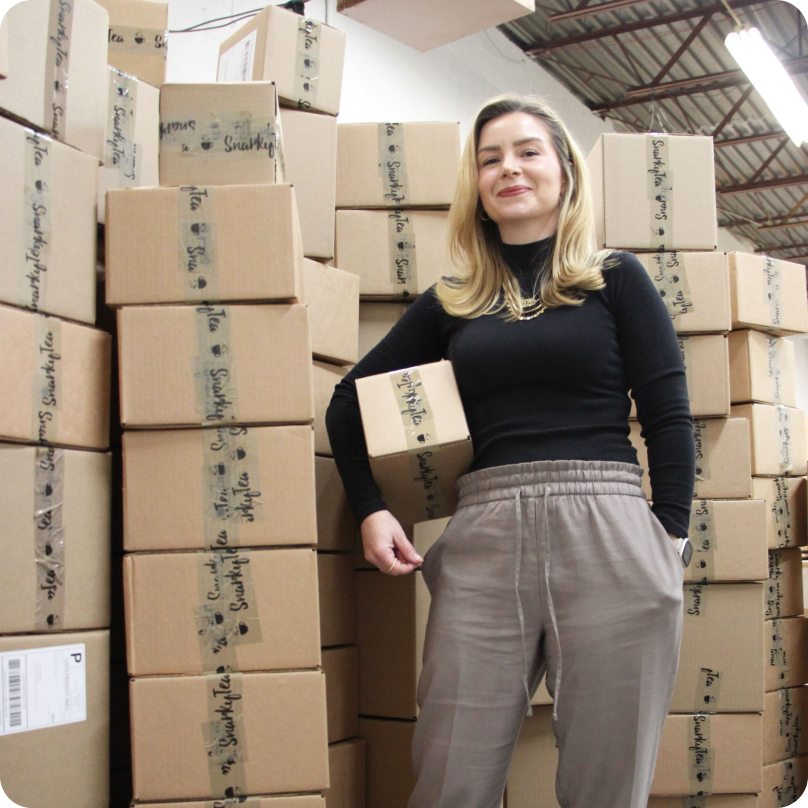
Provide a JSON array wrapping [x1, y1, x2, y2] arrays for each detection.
[[725, 27, 808, 146]]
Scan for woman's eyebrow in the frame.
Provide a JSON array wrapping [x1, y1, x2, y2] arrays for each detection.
[[477, 136, 545, 154]]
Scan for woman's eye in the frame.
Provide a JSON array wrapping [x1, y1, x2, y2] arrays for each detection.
[[482, 157, 499, 166], [523, 149, 540, 157]]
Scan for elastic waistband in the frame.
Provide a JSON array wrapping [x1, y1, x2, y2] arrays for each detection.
[[456, 460, 645, 505]]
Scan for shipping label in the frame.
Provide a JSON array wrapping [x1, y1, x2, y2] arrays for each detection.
[[105, 69, 139, 185], [22, 130, 53, 313], [294, 18, 321, 109], [108, 25, 167, 56], [688, 500, 716, 582], [772, 477, 793, 546], [387, 210, 418, 298], [0, 643, 85, 735], [767, 337, 784, 405], [31, 315, 62, 444], [776, 405, 792, 475], [160, 112, 278, 162], [44, 0, 74, 140], [646, 135, 674, 250], [193, 306, 240, 424], [202, 671, 248, 799], [687, 714, 714, 795], [694, 667, 721, 713], [34, 447, 66, 631], [765, 257, 783, 329], [648, 252, 693, 318], [378, 123, 408, 205], [179, 186, 219, 300], [217, 30, 256, 82]]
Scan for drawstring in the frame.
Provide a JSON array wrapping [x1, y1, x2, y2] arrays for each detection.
[[542, 483, 563, 721], [514, 488, 532, 717]]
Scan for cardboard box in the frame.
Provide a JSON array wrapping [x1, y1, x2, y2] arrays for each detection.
[[684, 499, 767, 583], [279, 109, 338, 258], [0, 305, 111, 449], [318, 553, 356, 647], [752, 476, 808, 549], [0, 630, 110, 808], [336, 122, 460, 209], [632, 418, 753, 501], [124, 548, 321, 676], [0, 116, 98, 324], [0, 13, 8, 79], [316, 455, 355, 552], [767, 615, 808, 691], [322, 645, 359, 744], [764, 687, 808, 764], [671, 583, 764, 713], [117, 304, 314, 428], [160, 82, 283, 187], [649, 797, 757, 808], [630, 334, 729, 418], [760, 757, 808, 808], [729, 252, 808, 336], [767, 548, 805, 619], [586, 133, 717, 251], [359, 717, 415, 808], [97, 67, 160, 225], [303, 259, 359, 366], [729, 330, 797, 407], [634, 251, 731, 334], [94, 0, 168, 88], [506, 704, 558, 808], [731, 404, 808, 477], [357, 360, 473, 526], [123, 425, 317, 551], [650, 713, 762, 794], [0, 444, 111, 634], [335, 209, 451, 299], [218, 5, 346, 117], [326, 738, 366, 808], [130, 670, 329, 801], [106, 184, 304, 305], [314, 360, 348, 455], [140, 798, 325, 808], [359, 301, 410, 361], [335, 0, 534, 51], [0, 0, 109, 161]]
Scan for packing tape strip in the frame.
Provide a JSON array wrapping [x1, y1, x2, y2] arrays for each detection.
[[678, 337, 694, 402], [694, 667, 721, 713], [692, 420, 711, 496], [160, 112, 279, 161], [387, 210, 418, 298], [201, 427, 264, 550], [777, 687, 800, 759], [378, 123, 408, 205], [646, 135, 674, 251], [178, 186, 219, 301], [767, 550, 787, 619], [772, 477, 793, 546], [689, 500, 717, 582], [202, 671, 248, 799], [776, 760, 802, 808], [34, 446, 65, 631], [193, 306, 240, 424], [31, 314, 62, 444], [195, 548, 263, 672], [44, 0, 73, 140], [105, 70, 139, 184], [688, 714, 715, 795], [648, 252, 694, 319], [776, 405, 793, 475], [107, 25, 167, 56], [768, 338, 784, 406], [293, 18, 320, 109], [684, 582, 707, 617], [206, 799, 263, 808], [681, 798, 707, 808], [769, 618, 790, 685], [22, 130, 53, 314], [389, 367, 451, 521], [765, 257, 784, 330]]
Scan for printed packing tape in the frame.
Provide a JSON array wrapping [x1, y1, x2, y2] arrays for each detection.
[[688, 714, 715, 795], [776, 687, 801, 759], [34, 446, 65, 631], [767, 550, 787, 619], [681, 798, 707, 808], [387, 210, 418, 298], [684, 582, 707, 617], [694, 667, 722, 713], [44, 0, 73, 140], [776, 405, 792, 475], [105, 70, 139, 185], [32, 314, 62, 444], [205, 799, 264, 808], [193, 306, 240, 424], [692, 420, 711, 495], [202, 671, 248, 799], [688, 500, 717, 582], [772, 477, 793, 546], [765, 258, 784, 330], [767, 338, 784, 406], [293, 18, 321, 109], [107, 25, 167, 56], [378, 123, 408, 205], [776, 761, 803, 807], [648, 252, 694, 319], [160, 112, 279, 160], [179, 186, 220, 301], [770, 618, 790, 684], [23, 130, 52, 314], [646, 135, 674, 251]]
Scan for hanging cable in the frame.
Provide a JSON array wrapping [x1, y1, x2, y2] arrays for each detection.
[[168, 0, 306, 34]]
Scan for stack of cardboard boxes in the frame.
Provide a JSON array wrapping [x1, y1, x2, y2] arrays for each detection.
[[0, 2, 114, 807]]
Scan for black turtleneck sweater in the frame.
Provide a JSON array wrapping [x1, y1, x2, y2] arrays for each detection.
[[325, 238, 695, 537]]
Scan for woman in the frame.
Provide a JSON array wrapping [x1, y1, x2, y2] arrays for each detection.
[[326, 95, 694, 808]]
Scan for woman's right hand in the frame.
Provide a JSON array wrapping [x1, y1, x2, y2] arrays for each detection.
[[361, 510, 423, 576]]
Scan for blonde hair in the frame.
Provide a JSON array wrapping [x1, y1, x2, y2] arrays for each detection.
[[437, 94, 612, 321]]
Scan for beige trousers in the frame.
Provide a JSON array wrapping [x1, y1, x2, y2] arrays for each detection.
[[411, 460, 684, 808]]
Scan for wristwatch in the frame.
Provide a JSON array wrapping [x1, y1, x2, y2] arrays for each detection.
[[671, 536, 692, 568]]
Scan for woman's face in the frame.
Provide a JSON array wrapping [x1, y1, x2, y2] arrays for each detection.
[[476, 111, 566, 244]]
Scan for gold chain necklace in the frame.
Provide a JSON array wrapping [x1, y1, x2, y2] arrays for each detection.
[[507, 295, 547, 321]]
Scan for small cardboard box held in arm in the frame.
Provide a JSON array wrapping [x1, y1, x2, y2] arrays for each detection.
[[124, 548, 321, 676], [280, 109, 338, 258], [117, 304, 314, 428], [760, 756, 808, 808], [0, 630, 110, 808], [767, 614, 808, 690], [586, 133, 717, 252], [670, 582, 765, 713], [315, 455, 355, 552], [0, 116, 98, 324], [322, 645, 359, 744], [359, 717, 416, 808], [767, 548, 805, 619], [97, 66, 160, 225], [730, 404, 808, 477], [729, 330, 797, 407], [634, 251, 731, 334], [357, 360, 473, 527], [752, 476, 808, 549], [335, 209, 451, 299], [218, 5, 346, 117], [123, 425, 317, 551], [326, 738, 366, 808], [106, 185, 304, 306], [730, 253, 808, 336], [336, 122, 460, 209], [650, 713, 762, 795], [764, 687, 808, 764], [0, 0, 109, 161], [0, 305, 111, 449], [130, 670, 329, 802], [94, 0, 168, 88], [359, 301, 411, 361], [0, 444, 111, 634], [318, 553, 356, 647], [159, 82, 284, 187]]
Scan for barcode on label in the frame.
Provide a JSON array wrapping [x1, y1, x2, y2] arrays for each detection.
[[8, 659, 21, 727], [241, 38, 252, 81]]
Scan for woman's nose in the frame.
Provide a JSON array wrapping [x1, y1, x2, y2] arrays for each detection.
[[500, 154, 520, 176]]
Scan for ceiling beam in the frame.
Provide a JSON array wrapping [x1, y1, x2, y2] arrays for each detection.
[[761, 241, 808, 253], [717, 173, 808, 196], [747, 136, 791, 184], [711, 85, 756, 140], [648, 13, 714, 87], [714, 131, 786, 148]]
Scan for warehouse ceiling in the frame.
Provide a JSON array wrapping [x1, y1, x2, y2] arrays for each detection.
[[498, 0, 808, 264]]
